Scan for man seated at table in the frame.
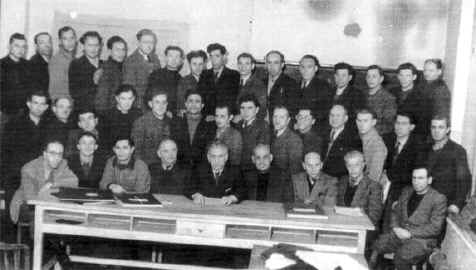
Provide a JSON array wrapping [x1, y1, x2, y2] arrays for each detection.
[[292, 152, 338, 206], [190, 140, 245, 205], [99, 135, 150, 193], [149, 139, 190, 195], [242, 144, 292, 202], [370, 167, 447, 270]]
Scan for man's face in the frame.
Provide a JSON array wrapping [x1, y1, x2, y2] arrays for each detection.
[[329, 105, 348, 129], [207, 146, 228, 170], [334, 69, 352, 89], [412, 168, 432, 194], [252, 147, 273, 171], [83, 37, 100, 59], [215, 107, 231, 129], [36, 34, 52, 57], [157, 141, 177, 166], [240, 101, 259, 122], [77, 136, 98, 157], [299, 58, 317, 81], [60, 30, 77, 52], [189, 57, 205, 77], [397, 69, 416, 89], [266, 53, 284, 77], [185, 94, 204, 114], [365, 69, 383, 89], [272, 108, 290, 132], [113, 140, 134, 162], [209, 49, 225, 69], [148, 94, 168, 117], [27, 95, 48, 118], [345, 157, 365, 179], [303, 155, 322, 179], [53, 99, 72, 121], [110, 42, 127, 63], [356, 113, 375, 135], [431, 119, 450, 142], [44, 143, 64, 169], [238, 57, 254, 77], [138, 34, 155, 55], [423, 62, 442, 81], [78, 112, 98, 132], [296, 110, 315, 133], [394, 115, 414, 138], [166, 50, 183, 70], [116, 91, 135, 111], [9, 39, 27, 59]]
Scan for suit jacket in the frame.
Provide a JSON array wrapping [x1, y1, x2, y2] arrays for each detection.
[[95, 57, 123, 112], [292, 171, 338, 206], [389, 85, 423, 119], [332, 85, 366, 119], [0, 56, 29, 114], [43, 117, 74, 148], [238, 119, 271, 170], [48, 48, 74, 100], [391, 187, 447, 246], [361, 128, 388, 183], [237, 72, 268, 120], [242, 166, 292, 203], [271, 128, 304, 175], [28, 53, 49, 93], [102, 107, 143, 152], [197, 67, 240, 115], [191, 163, 246, 201], [176, 74, 198, 113], [265, 73, 299, 117], [69, 55, 103, 110], [299, 129, 322, 155], [216, 126, 242, 166], [149, 162, 190, 195], [67, 153, 106, 188], [298, 76, 333, 125], [366, 88, 397, 135], [416, 79, 451, 137], [148, 68, 181, 112], [337, 175, 384, 226]]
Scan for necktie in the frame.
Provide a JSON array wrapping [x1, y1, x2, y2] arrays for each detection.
[[301, 81, 307, 89], [214, 72, 219, 83], [46, 169, 55, 185], [240, 79, 244, 87], [392, 141, 401, 165], [326, 129, 336, 156], [146, 55, 152, 63], [82, 162, 91, 176]]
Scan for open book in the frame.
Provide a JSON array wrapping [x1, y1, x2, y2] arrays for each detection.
[[285, 203, 328, 220], [115, 193, 162, 208], [52, 187, 114, 202]]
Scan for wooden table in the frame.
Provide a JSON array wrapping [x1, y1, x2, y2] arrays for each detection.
[[30, 194, 373, 269]]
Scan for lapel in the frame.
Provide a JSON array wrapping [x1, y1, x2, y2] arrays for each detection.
[[309, 174, 324, 200], [269, 73, 285, 96], [405, 188, 432, 221], [351, 177, 368, 207]]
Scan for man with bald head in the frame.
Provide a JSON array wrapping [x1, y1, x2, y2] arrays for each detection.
[[149, 139, 190, 195], [292, 152, 338, 206], [242, 144, 292, 203]]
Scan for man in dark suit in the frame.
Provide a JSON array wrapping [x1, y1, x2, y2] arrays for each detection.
[[190, 141, 246, 205], [332, 62, 366, 120], [67, 132, 106, 188], [43, 97, 74, 147], [420, 115, 471, 214], [197, 43, 240, 118], [236, 53, 267, 120], [149, 139, 190, 195], [321, 104, 361, 178], [176, 50, 207, 116], [295, 108, 322, 155], [242, 144, 292, 202], [28, 32, 52, 93], [389, 63, 423, 123], [370, 167, 447, 270], [264, 50, 299, 119]]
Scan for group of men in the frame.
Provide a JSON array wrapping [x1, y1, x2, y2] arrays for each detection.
[[0, 26, 472, 270]]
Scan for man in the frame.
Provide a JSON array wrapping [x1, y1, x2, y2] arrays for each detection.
[[237, 94, 270, 171], [95, 35, 128, 114], [419, 115, 471, 214], [102, 84, 142, 152], [149, 139, 190, 195], [197, 43, 240, 118], [337, 150, 383, 226], [65, 108, 102, 157], [389, 63, 423, 120], [131, 90, 171, 165], [297, 55, 332, 126], [370, 167, 447, 270], [365, 65, 397, 135], [356, 108, 387, 184], [148, 46, 184, 114], [49, 26, 77, 99], [1, 33, 29, 116], [332, 62, 366, 119], [321, 104, 361, 178], [171, 90, 215, 167], [292, 152, 338, 206], [295, 108, 322, 155], [271, 106, 303, 176], [176, 50, 207, 116], [123, 29, 161, 110], [100, 136, 150, 193], [235, 53, 267, 120], [43, 97, 74, 147], [190, 141, 245, 205], [28, 32, 52, 93], [265, 50, 299, 119], [69, 31, 103, 111], [215, 104, 242, 166], [67, 132, 106, 188], [242, 144, 292, 202]]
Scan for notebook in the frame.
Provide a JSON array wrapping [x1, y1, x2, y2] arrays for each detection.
[[285, 203, 328, 220], [114, 193, 162, 208], [52, 187, 114, 202]]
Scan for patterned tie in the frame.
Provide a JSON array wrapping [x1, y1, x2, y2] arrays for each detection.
[[214, 72, 219, 83], [392, 141, 401, 165], [240, 79, 244, 88], [326, 129, 336, 157]]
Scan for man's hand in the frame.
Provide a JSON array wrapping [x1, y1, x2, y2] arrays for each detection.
[[39, 182, 54, 193], [192, 193, 205, 207], [93, 68, 103, 84], [304, 199, 313, 205], [448, 204, 460, 214], [109, 184, 126, 194], [205, 115, 215, 122], [393, 227, 411, 240], [222, 195, 238, 206]]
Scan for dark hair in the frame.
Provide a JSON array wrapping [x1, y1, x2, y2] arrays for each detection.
[[147, 89, 168, 103], [76, 107, 97, 120], [77, 131, 98, 144], [33, 32, 51, 45], [431, 114, 451, 127], [424, 58, 443, 70], [273, 105, 290, 117], [115, 84, 137, 97], [396, 110, 416, 125], [164, 45, 184, 57], [79, 31, 102, 45], [412, 166, 432, 177], [334, 62, 354, 76], [265, 50, 285, 63], [186, 50, 207, 63], [106, 35, 126, 50], [215, 103, 232, 116], [27, 91, 49, 103], [397, 62, 418, 76], [9, 33, 26, 44], [113, 135, 135, 147], [184, 89, 203, 102], [58, 26, 76, 39], [356, 108, 377, 120], [42, 139, 64, 152], [206, 43, 227, 54], [237, 52, 256, 64], [238, 94, 260, 108], [367, 64, 384, 77], [136, 29, 156, 42], [300, 54, 320, 68]]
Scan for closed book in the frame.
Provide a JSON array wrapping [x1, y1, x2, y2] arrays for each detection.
[[52, 187, 114, 202], [115, 193, 162, 208], [285, 203, 328, 220]]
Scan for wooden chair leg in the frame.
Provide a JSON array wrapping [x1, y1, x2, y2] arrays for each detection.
[[24, 247, 31, 270]]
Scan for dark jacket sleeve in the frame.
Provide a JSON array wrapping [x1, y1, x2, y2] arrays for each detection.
[[454, 146, 472, 209], [367, 181, 384, 226]]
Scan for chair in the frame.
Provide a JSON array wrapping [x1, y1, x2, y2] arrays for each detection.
[[0, 242, 30, 270]]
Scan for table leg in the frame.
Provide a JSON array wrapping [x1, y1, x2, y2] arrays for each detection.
[[33, 206, 43, 270]]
